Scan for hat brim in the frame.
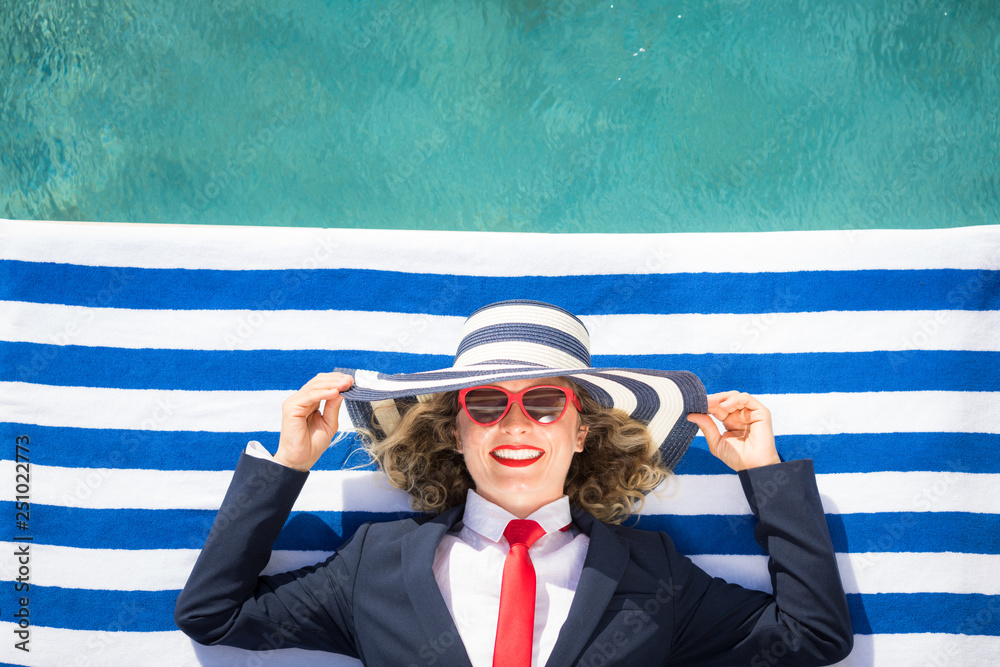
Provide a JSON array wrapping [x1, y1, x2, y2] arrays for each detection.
[[337, 364, 706, 471]]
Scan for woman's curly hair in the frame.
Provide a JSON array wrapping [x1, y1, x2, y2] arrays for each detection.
[[360, 380, 671, 524]]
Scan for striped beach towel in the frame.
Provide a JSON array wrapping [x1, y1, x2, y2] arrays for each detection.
[[1, 219, 998, 666]]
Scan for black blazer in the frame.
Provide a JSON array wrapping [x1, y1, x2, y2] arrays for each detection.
[[175, 455, 852, 666]]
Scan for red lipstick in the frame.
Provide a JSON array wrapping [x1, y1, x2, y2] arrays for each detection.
[[490, 445, 545, 468]]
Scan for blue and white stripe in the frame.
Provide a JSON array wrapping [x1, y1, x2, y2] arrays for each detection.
[[1, 219, 999, 666]]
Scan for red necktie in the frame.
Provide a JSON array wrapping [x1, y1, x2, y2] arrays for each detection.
[[493, 519, 547, 667]]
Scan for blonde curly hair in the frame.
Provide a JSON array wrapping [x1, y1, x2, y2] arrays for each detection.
[[360, 380, 671, 524]]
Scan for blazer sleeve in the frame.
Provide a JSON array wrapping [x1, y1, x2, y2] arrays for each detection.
[[667, 459, 853, 666], [174, 452, 365, 656]]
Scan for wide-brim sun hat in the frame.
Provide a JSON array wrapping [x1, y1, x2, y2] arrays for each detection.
[[339, 299, 707, 470]]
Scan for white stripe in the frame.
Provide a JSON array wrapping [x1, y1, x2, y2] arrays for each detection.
[[643, 471, 1000, 515], [4, 383, 997, 435], [687, 552, 1000, 595], [583, 310, 1000, 354], [7, 461, 998, 514], [688, 554, 775, 592], [0, 542, 199, 591], [837, 634, 1000, 667], [0, 382, 290, 432], [813, 471, 996, 514], [758, 391, 1000, 436], [0, 462, 413, 512], [0, 622, 360, 666], [4, 218, 999, 272], [4, 301, 996, 354], [0, 543, 335, 591], [839, 552, 1000, 596], [6, 543, 994, 596], [0, 301, 465, 352]]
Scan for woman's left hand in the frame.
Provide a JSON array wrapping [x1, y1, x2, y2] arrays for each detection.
[[687, 391, 782, 471]]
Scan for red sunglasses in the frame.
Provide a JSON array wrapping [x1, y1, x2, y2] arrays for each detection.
[[458, 385, 582, 426]]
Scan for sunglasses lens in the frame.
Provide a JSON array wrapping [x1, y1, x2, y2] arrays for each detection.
[[462, 386, 572, 425], [522, 387, 568, 424], [463, 387, 510, 424]]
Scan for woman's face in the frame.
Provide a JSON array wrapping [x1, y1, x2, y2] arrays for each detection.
[[455, 377, 587, 518]]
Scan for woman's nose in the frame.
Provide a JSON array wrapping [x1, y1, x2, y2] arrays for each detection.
[[500, 402, 531, 430]]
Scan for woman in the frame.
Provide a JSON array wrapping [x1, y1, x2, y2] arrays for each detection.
[[176, 300, 852, 666]]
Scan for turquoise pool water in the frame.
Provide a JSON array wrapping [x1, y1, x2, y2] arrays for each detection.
[[1, 0, 997, 232]]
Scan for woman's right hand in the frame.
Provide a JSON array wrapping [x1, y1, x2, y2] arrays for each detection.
[[274, 372, 354, 472]]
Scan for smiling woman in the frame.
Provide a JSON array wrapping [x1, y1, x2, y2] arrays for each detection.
[[175, 300, 853, 666], [363, 376, 668, 523]]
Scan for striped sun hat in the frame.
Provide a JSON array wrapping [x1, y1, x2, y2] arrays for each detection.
[[339, 299, 707, 470]]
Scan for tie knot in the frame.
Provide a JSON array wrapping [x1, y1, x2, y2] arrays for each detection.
[[503, 519, 545, 549]]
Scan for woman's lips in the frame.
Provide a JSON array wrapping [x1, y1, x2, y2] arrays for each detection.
[[490, 445, 544, 468]]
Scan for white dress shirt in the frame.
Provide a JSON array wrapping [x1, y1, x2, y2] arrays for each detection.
[[432, 489, 589, 667], [246, 442, 590, 666]]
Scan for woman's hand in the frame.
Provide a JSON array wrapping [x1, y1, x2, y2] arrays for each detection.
[[687, 391, 781, 472], [274, 373, 354, 472]]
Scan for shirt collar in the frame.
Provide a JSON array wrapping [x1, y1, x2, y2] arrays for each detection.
[[463, 489, 573, 544]]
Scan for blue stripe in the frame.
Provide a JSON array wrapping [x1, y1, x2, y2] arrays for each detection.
[[3, 343, 451, 388], [599, 351, 1000, 395], [7, 423, 998, 475], [0, 584, 995, 635], [847, 593, 1000, 635], [826, 512, 1000, 558], [3, 261, 997, 313], [677, 433, 1000, 475], [4, 504, 418, 551], [5, 343, 996, 393], [13, 502, 998, 555], [0, 585, 180, 632], [0, 423, 375, 472], [635, 512, 1000, 556]]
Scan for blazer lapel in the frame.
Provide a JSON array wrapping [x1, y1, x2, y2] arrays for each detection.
[[400, 504, 474, 667], [545, 507, 630, 667]]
